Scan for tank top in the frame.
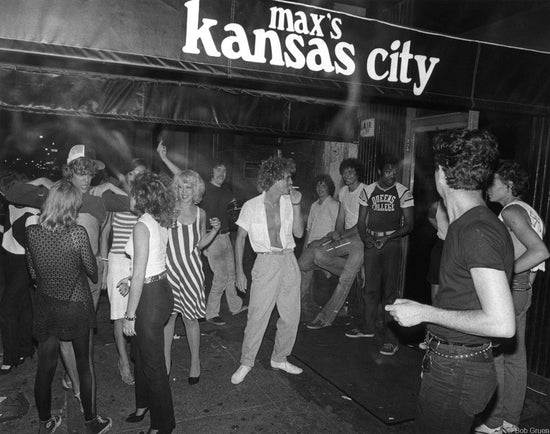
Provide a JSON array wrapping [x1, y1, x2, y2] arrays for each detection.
[[500, 200, 545, 272]]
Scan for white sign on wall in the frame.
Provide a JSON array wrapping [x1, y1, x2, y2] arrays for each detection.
[[360, 118, 375, 137]]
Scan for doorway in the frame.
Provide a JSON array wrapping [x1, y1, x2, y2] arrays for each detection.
[[402, 110, 479, 304]]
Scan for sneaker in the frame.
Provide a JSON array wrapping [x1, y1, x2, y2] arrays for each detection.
[[306, 319, 330, 330], [207, 316, 226, 326], [502, 421, 519, 433], [85, 415, 112, 434], [345, 328, 374, 338], [270, 360, 303, 375], [231, 365, 252, 385], [474, 423, 503, 434], [379, 343, 399, 356], [39, 415, 62, 434]]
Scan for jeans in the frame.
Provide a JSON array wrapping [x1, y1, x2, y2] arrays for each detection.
[[0, 253, 34, 365], [362, 239, 401, 343], [240, 251, 300, 367], [204, 233, 242, 318], [134, 279, 175, 432], [311, 233, 363, 325], [297, 242, 322, 320], [416, 342, 496, 434], [485, 287, 532, 428]]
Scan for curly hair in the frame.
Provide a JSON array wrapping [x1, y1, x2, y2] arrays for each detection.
[[171, 170, 205, 204], [62, 157, 98, 178], [39, 179, 82, 231], [433, 129, 499, 191], [495, 159, 529, 199], [314, 174, 336, 197], [131, 171, 174, 227], [339, 158, 363, 180], [257, 157, 296, 192], [377, 153, 399, 171]]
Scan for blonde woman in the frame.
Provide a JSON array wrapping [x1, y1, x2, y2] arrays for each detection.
[[164, 170, 220, 384], [25, 179, 111, 434]]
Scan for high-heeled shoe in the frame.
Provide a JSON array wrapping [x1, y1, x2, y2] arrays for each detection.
[[188, 376, 200, 385], [125, 407, 149, 423]]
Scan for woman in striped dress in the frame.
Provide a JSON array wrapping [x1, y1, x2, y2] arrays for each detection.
[[164, 170, 220, 384], [104, 159, 146, 385]]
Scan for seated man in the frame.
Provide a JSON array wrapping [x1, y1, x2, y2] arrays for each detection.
[[306, 159, 365, 330], [298, 174, 339, 321]]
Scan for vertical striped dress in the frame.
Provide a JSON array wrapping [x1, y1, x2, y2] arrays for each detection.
[[166, 206, 206, 319]]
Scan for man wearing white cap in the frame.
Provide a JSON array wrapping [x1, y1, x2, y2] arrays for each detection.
[[5, 144, 129, 407]]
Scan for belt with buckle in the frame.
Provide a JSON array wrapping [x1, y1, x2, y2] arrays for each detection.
[[258, 249, 293, 255], [427, 331, 486, 348], [366, 229, 396, 237], [144, 271, 167, 284]]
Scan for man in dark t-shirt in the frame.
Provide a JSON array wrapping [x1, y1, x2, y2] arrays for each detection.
[[201, 163, 246, 325], [386, 129, 515, 433]]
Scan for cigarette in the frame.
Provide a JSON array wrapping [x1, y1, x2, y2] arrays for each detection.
[[326, 241, 351, 251], [321, 239, 332, 246], [291, 186, 300, 189]]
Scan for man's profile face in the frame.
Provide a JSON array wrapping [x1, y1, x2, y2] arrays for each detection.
[[71, 173, 92, 194], [379, 164, 397, 188], [341, 167, 358, 186], [211, 165, 227, 186], [274, 172, 293, 194]]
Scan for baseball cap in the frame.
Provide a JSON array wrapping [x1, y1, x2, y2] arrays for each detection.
[[67, 144, 105, 170]]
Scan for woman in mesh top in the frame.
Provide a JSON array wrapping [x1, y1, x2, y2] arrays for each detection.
[[25, 179, 111, 434]]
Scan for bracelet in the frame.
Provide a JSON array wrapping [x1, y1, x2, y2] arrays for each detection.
[[124, 314, 136, 321]]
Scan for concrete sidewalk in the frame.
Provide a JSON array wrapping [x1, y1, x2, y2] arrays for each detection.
[[1, 292, 549, 433]]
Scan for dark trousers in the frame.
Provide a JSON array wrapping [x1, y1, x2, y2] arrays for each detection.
[[0, 253, 34, 365], [416, 343, 496, 433], [35, 330, 96, 421], [362, 239, 401, 343], [134, 279, 175, 433]]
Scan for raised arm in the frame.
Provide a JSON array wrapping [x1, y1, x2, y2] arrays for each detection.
[[289, 188, 304, 238], [157, 141, 183, 176], [5, 178, 53, 208]]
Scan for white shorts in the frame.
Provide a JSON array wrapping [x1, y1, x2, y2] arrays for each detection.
[[107, 252, 132, 320]]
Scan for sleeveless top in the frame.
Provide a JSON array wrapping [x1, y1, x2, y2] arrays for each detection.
[[125, 213, 168, 278], [166, 206, 206, 319], [500, 200, 545, 272]]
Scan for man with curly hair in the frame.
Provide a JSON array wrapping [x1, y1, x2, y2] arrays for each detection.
[[306, 158, 366, 330], [5, 144, 129, 409], [385, 129, 516, 433], [231, 156, 304, 385], [477, 160, 549, 434]]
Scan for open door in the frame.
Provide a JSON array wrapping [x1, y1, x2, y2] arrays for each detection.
[[400, 110, 479, 303]]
